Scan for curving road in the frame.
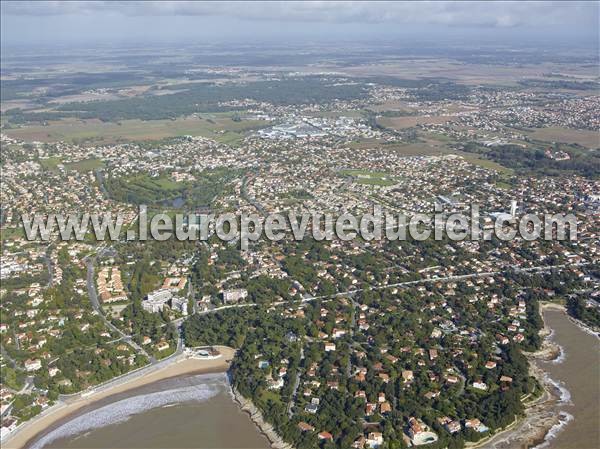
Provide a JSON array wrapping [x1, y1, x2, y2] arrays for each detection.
[[85, 255, 153, 361]]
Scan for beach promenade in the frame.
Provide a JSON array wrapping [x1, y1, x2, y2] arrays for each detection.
[[2, 346, 235, 449]]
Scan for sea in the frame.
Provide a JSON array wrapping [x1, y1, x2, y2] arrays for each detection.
[[29, 372, 270, 449], [27, 309, 599, 449], [533, 309, 600, 449]]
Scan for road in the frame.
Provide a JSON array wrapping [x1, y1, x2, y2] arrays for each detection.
[[1, 378, 34, 419], [192, 261, 590, 318], [94, 169, 110, 199], [241, 174, 267, 216], [85, 255, 153, 362], [43, 244, 54, 287], [187, 275, 197, 315], [287, 344, 304, 418], [0, 344, 17, 369], [346, 295, 358, 377]]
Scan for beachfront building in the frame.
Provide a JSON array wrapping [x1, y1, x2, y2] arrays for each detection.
[[189, 347, 221, 359], [0, 417, 17, 439]]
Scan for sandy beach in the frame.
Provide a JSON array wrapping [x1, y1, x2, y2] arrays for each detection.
[[6, 302, 597, 449], [3, 346, 235, 449]]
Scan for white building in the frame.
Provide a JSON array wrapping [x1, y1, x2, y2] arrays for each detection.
[[142, 289, 172, 313], [366, 432, 384, 448], [1, 417, 18, 439], [171, 296, 188, 315], [223, 289, 248, 303], [24, 358, 42, 372]]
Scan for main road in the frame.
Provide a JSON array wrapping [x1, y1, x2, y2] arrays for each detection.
[[193, 261, 590, 316], [85, 254, 153, 362]]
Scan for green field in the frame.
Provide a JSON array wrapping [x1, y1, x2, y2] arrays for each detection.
[[1, 226, 26, 242], [495, 180, 513, 190], [65, 157, 105, 172], [39, 156, 62, 170], [348, 137, 516, 175], [340, 169, 398, 186], [471, 157, 514, 174], [104, 167, 240, 208], [38, 156, 105, 172], [525, 126, 599, 148], [4, 115, 269, 146], [457, 152, 515, 175], [349, 140, 446, 157], [104, 173, 185, 205]]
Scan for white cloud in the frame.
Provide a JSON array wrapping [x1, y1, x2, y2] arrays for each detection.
[[2, 1, 598, 29]]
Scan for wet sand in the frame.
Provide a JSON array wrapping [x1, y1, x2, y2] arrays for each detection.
[[3, 346, 236, 449]]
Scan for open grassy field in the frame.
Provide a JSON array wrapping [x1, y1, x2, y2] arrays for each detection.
[[450, 150, 515, 175], [367, 101, 413, 113], [307, 109, 365, 119], [349, 136, 514, 175], [0, 226, 26, 242], [37, 156, 105, 172], [495, 180, 513, 190], [426, 132, 453, 142], [105, 173, 185, 205], [378, 115, 455, 130], [349, 140, 444, 157], [38, 156, 62, 170], [65, 157, 105, 172], [3, 115, 269, 146], [525, 127, 599, 148]]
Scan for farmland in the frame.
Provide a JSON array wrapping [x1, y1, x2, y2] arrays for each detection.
[[3, 115, 269, 146]]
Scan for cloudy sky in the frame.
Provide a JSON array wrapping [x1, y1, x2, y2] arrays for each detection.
[[1, 1, 598, 48]]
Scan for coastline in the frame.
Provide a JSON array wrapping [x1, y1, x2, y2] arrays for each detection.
[[4, 302, 596, 449], [231, 388, 293, 449], [468, 302, 568, 449], [2, 346, 236, 449], [234, 300, 597, 449]]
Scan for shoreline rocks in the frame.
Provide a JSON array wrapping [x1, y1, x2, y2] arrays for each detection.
[[231, 388, 294, 449], [229, 305, 587, 449], [469, 306, 566, 449]]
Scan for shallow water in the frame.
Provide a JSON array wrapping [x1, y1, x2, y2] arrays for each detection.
[[32, 372, 270, 449], [31, 310, 600, 449], [536, 310, 600, 449]]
